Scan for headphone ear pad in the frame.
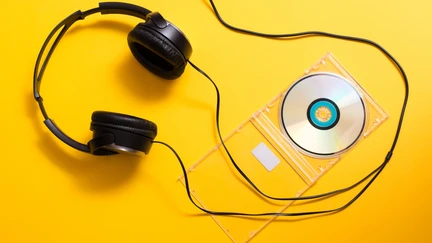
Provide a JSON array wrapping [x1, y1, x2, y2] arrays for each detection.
[[90, 111, 157, 155], [127, 24, 186, 80]]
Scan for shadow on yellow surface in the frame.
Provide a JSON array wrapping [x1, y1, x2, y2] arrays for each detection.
[[27, 93, 142, 192], [116, 56, 176, 101], [66, 19, 178, 101]]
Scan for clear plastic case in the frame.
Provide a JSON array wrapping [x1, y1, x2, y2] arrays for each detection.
[[178, 53, 389, 243]]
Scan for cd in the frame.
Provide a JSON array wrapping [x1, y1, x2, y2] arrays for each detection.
[[279, 72, 366, 158]]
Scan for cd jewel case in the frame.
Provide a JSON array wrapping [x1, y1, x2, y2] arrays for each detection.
[[178, 53, 389, 243]]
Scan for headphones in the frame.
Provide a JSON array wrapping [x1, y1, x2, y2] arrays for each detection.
[[34, 0, 408, 218], [33, 2, 193, 156]]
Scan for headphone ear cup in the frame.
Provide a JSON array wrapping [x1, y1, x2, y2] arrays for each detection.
[[128, 24, 186, 80], [89, 111, 157, 155]]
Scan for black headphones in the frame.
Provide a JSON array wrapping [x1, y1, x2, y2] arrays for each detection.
[[34, 0, 409, 218], [33, 2, 193, 156]]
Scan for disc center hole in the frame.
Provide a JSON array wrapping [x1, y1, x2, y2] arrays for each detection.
[[315, 106, 332, 122]]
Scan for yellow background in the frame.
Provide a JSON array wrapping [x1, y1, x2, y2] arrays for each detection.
[[2, 0, 431, 242]]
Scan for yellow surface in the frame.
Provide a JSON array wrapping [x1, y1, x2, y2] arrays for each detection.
[[2, 0, 431, 242]]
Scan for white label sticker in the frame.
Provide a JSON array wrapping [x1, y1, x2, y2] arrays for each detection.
[[252, 142, 280, 172]]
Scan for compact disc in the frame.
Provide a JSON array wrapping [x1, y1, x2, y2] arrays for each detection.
[[279, 72, 366, 158]]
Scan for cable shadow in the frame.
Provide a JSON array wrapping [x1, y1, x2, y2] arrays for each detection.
[[185, 207, 339, 222], [200, 0, 345, 42], [27, 95, 142, 193], [213, 150, 292, 207]]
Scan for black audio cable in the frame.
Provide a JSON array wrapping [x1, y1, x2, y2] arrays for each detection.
[[154, 0, 409, 217]]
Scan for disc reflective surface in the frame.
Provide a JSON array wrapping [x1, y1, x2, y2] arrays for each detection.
[[279, 72, 366, 158]]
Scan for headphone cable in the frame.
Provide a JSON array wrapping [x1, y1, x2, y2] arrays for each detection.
[[153, 0, 409, 217], [196, 0, 409, 202]]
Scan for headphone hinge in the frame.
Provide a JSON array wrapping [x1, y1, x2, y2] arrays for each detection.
[[145, 12, 168, 29], [35, 95, 43, 102], [64, 10, 86, 27]]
